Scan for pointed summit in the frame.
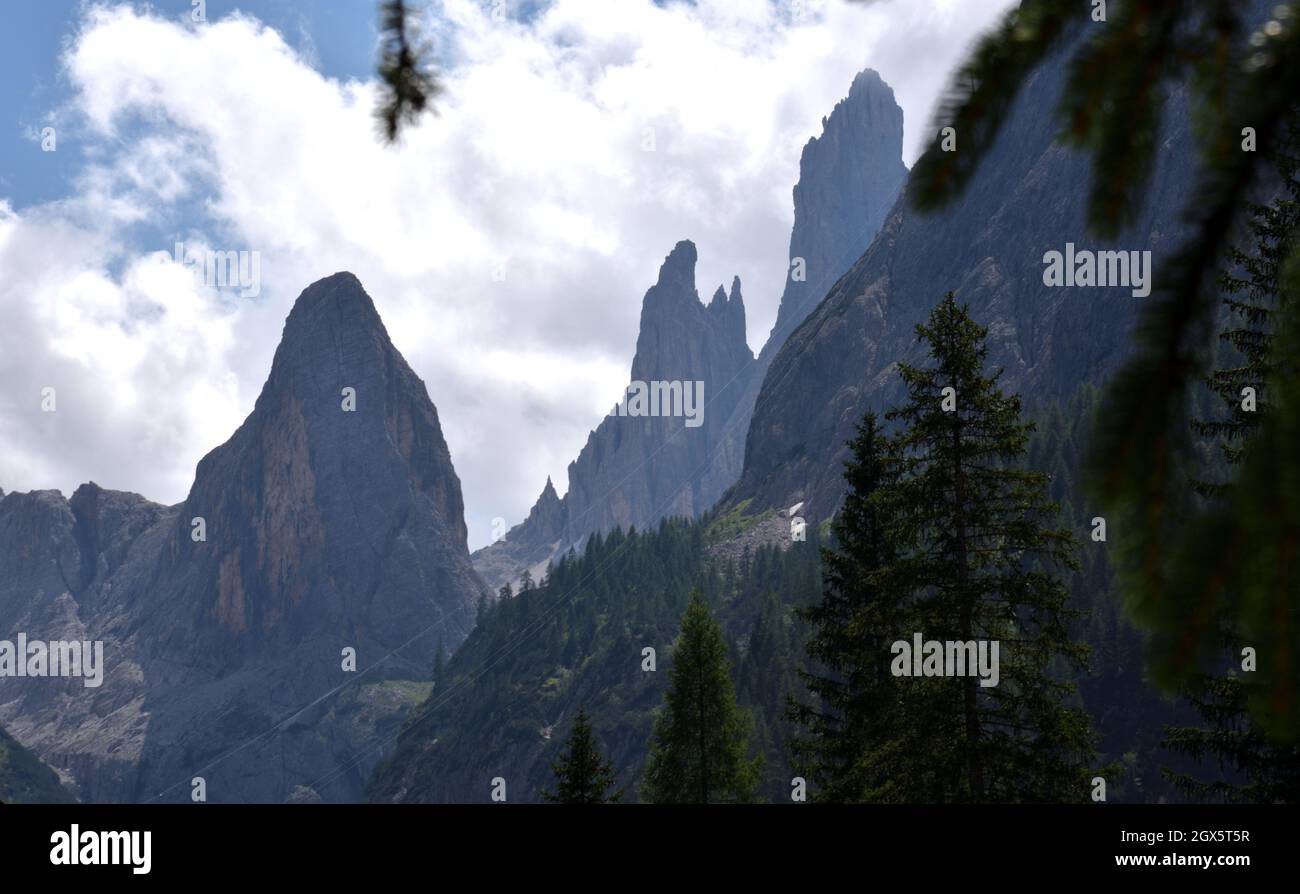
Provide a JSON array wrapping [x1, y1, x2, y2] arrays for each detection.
[[762, 67, 907, 361], [707, 276, 746, 347], [847, 67, 890, 102], [282, 271, 379, 332], [631, 240, 749, 382], [534, 475, 562, 515], [0, 272, 488, 804], [524, 474, 566, 540], [648, 240, 698, 300], [726, 275, 746, 343], [152, 273, 482, 798], [264, 273, 397, 411]]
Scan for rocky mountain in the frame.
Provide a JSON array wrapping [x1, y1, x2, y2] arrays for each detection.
[[472, 68, 907, 592], [473, 241, 754, 592], [0, 272, 485, 803], [761, 68, 909, 363], [369, 21, 1216, 803], [731, 32, 1197, 522], [470, 476, 568, 596]]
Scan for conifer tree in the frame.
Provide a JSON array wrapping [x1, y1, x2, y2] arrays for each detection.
[[375, 0, 440, 143], [789, 414, 906, 802], [874, 292, 1098, 801], [901, 0, 1300, 720], [542, 707, 622, 804], [641, 592, 761, 803], [1162, 148, 1300, 799]]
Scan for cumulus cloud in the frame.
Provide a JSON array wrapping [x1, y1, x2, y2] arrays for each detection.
[[0, 0, 1013, 549]]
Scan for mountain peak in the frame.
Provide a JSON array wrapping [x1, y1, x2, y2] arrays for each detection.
[[280, 271, 383, 345], [706, 275, 746, 346], [847, 67, 888, 98], [0, 272, 487, 804], [522, 474, 567, 542], [762, 67, 907, 361], [653, 240, 698, 294], [178, 273, 478, 649]]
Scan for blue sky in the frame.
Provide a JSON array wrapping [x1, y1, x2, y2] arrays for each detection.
[[0, 0, 1014, 548], [0, 1, 382, 209]]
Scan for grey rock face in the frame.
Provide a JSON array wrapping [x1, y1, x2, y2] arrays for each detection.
[[763, 68, 909, 362], [473, 241, 753, 592], [732, 37, 1196, 520], [560, 240, 754, 537], [0, 273, 484, 802], [471, 477, 569, 594], [473, 69, 907, 591]]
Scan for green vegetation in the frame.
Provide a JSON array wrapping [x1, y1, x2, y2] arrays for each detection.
[[642, 593, 762, 803], [0, 726, 75, 804], [791, 295, 1099, 802], [369, 521, 822, 803], [543, 707, 623, 803], [908, 0, 1300, 738], [704, 498, 773, 544]]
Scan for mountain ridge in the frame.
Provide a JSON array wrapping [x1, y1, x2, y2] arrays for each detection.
[[0, 272, 485, 803], [471, 68, 908, 592]]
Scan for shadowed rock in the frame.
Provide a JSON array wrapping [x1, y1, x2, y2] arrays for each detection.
[[0, 273, 485, 803]]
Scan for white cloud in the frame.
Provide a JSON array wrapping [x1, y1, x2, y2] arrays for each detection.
[[0, 0, 1014, 549]]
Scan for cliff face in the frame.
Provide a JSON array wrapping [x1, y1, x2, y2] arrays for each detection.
[[472, 69, 907, 592], [561, 241, 755, 540], [762, 68, 909, 362], [370, 28, 1213, 806], [473, 241, 753, 591], [731, 36, 1197, 520], [470, 476, 568, 595], [0, 273, 485, 803]]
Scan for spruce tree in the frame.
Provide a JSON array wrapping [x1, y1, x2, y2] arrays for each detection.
[[904, 3, 1300, 718], [542, 707, 622, 804], [641, 592, 761, 803], [874, 292, 1098, 802], [1162, 147, 1300, 800], [789, 414, 906, 802]]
